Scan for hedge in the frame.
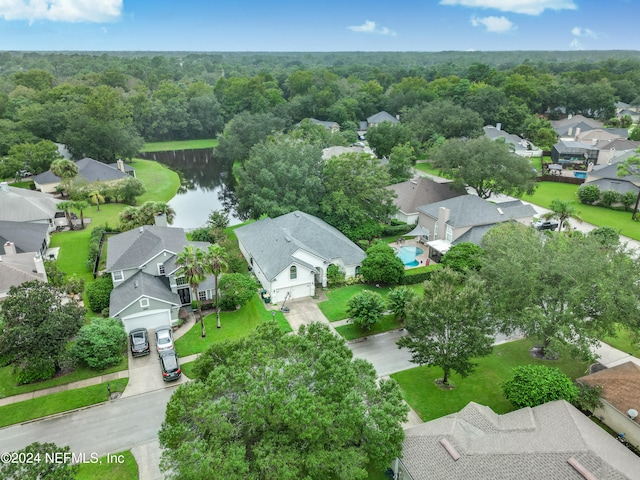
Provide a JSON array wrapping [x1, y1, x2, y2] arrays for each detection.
[[400, 264, 442, 285]]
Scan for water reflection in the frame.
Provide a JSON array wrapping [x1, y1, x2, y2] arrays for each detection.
[[138, 149, 242, 229]]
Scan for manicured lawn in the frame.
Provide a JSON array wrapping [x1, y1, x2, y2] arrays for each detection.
[[130, 158, 181, 204], [174, 295, 292, 357], [601, 324, 640, 356], [336, 314, 401, 340], [141, 139, 219, 152], [523, 181, 640, 241], [0, 356, 128, 398], [391, 338, 589, 422], [414, 161, 444, 177], [76, 450, 138, 480], [0, 378, 128, 428], [319, 285, 393, 322]]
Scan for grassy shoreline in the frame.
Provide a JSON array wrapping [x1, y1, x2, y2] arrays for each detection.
[[141, 139, 218, 152]]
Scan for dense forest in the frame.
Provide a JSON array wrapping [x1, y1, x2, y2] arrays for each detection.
[[0, 49, 639, 172]]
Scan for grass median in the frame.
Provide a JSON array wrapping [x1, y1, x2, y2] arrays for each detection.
[[76, 450, 138, 480], [0, 378, 128, 428]]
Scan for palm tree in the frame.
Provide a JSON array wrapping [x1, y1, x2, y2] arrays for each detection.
[[175, 245, 209, 338], [89, 190, 105, 211], [547, 199, 581, 231], [207, 243, 229, 329], [50, 159, 78, 197], [153, 201, 176, 225], [57, 200, 76, 230], [74, 200, 90, 229]]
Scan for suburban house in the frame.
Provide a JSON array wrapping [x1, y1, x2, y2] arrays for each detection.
[[386, 177, 465, 225], [306, 118, 340, 132], [483, 124, 543, 158], [578, 361, 640, 451], [581, 162, 640, 197], [0, 242, 48, 299], [551, 114, 604, 138], [0, 181, 61, 232], [0, 221, 50, 257], [33, 158, 135, 194], [616, 101, 640, 123], [593, 138, 640, 166], [321, 145, 375, 160], [234, 211, 366, 303], [550, 139, 599, 168], [416, 195, 536, 263], [106, 222, 214, 333], [392, 400, 640, 480], [358, 111, 399, 138]]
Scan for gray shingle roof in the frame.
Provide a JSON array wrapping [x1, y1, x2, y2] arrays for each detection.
[[387, 177, 465, 215], [0, 184, 59, 222], [308, 118, 339, 130], [33, 157, 130, 185], [0, 252, 46, 295], [367, 111, 399, 125], [417, 195, 536, 228], [452, 223, 496, 246], [106, 226, 189, 272], [109, 271, 180, 316], [551, 115, 604, 136], [400, 400, 640, 480], [0, 221, 48, 254], [234, 211, 366, 281]]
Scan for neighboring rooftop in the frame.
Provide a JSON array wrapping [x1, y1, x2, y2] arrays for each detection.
[[109, 271, 180, 317], [552, 115, 604, 137], [0, 251, 47, 297], [387, 177, 465, 216], [33, 157, 131, 185], [367, 111, 399, 125], [0, 182, 59, 223], [0, 221, 49, 254]]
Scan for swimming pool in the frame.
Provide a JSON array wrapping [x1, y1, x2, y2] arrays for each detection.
[[395, 246, 424, 267]]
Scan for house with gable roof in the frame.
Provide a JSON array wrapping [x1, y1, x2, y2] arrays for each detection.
[[234, 211, 365, 303], [416, 195, 536, 263], [106, 222, 214, 332], [0, 241, 48, 299], [393, 400, 640, 480], [483, 124, 543, 158], [33, 157, 135, 194], [0, 181, 61, 232]]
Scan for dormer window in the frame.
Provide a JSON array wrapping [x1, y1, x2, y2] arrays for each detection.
[[158, 263, 165, 275], [113, 270, 124, 282]]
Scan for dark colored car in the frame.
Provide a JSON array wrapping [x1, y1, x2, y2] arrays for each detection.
[[129, 328, 150, 357], [159, 349, 182, 382], [533, 219, 559, 231], [155, 327, 174, 353]]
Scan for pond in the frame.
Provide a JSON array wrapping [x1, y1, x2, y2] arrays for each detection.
[[138, 149, 242, 229]]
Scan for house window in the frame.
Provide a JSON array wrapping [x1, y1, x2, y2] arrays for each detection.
[[355, 266, 361, 275], [176, 276, 187, 286], [446, 225, 453, 243], [434, 221, 439, 239], [139, 298, 149, 308], [290, 266, 297, 279], [113, 270, 124, 282], [158, 263, 165, 275], [198, 291, 207, 301]]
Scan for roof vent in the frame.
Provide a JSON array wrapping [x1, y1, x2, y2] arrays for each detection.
[[134, 281, 139, 289], [139, 226, 144, 233], [294, 212, 300, 218], [285, 236, 292, 243], [628, 409, 638, 420], [497, 207, 504, 215], [567, 457, 597, 480], [410, 180, 418, 185], [439, 438, 460, 461]]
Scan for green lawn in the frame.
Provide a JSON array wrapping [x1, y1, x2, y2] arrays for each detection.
[[601, 324, 640, 356], [76, 450, 138, 480], [174, 295, 292, 357], [0, 378, 128, 428], [414, 161, 444, 177], [391, 339, 589, 422], [130, 158, 181, 204], [335, 314, 401, 340], [141, 139, 219, 152], [0, 356, 128, 398]]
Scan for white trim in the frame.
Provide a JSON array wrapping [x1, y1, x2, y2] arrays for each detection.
[[113, 270, 124, 282], [140, 298, 150, 308]]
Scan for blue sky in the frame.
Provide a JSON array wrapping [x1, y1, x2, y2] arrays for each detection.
[[0, 0, 636, 52]]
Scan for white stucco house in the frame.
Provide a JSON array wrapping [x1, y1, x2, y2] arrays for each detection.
[[234, 211, 366, 303]]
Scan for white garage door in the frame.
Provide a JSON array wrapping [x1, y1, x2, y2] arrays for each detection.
[[122, 309, 171, 333], [274, 283, 313, 303]]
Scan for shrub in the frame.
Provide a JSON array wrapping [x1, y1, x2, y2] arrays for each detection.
[[502, 365, 578, 408], [86, 274, 113, 313], [400, 264, 441, 285], [219, 273, 258, 310], [599, 190, 619, 208], [577, 185, 601, 205], [16, 357, 56, 384], [346, 290, 386, 331], [387, 286, 416, 322], [440, 242, 484, 273], [572, 383, 603, 415], [327, 264, 346, 287], [620, 191, 637, 212], [64, 274, 85, 295], [71, 318, 126, 370], [360, 242, 404, 285], [190, 227, 216, 243], [44, 260, 66, 287], [85, 226, 106, 272]]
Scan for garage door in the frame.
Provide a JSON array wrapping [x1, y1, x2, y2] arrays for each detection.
[[121, 309, 171, 333], [274, 283, 313, 303]]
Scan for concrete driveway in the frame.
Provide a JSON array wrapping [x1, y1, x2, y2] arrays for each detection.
[[279, 297, 337, 333], [122, 329, 188, 398]]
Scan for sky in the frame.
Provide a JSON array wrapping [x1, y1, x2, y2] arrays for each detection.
[[0, 0, 637, 52]]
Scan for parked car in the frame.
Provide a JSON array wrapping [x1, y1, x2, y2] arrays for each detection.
[[533, 219, 559, 231], [159, 349, 182, 382], [129, 328, 150, 357], [155, 327, 174, 353]]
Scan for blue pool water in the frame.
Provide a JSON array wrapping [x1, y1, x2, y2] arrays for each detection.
[[396, 246, 424, 267], [573, 171, 587, 179]]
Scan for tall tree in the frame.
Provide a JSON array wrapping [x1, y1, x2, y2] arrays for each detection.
[[207, 243, 229, 330], [57, 200, 76, 230], [365, 121, 412, 158], [402, 99, 484, 144], [74, 200, 90, 229], [175, 245, 209, 338], [480, 222, 640, 359], [89, 190, 105, 211], [0, 442, 78, 480], [432, 136, 538, 199], [7, 139, 62, 175], [159, 320, 408, 480], [0, 281, 84, 383], [119, 201, 176, 230], [547, 199, 581, 231], [397, 268, 494, 385], [50, 158, 78, 196]]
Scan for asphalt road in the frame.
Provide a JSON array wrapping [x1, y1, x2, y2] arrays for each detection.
[[349, 329, 414, 376]]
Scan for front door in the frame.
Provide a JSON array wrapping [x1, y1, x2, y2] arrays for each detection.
[[177, 287, 191, 305]]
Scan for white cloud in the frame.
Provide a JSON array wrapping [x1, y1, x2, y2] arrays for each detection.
[[571, 26, 598, 38], [470, 15, 515, 33], [570, 38, 584, 50], [348, 20, 396, 36], [440, 0, 577, 15], [0, 0, 122, 23]]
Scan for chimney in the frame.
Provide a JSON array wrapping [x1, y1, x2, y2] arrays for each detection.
[[154, 212, 168, 227], [0, 182, 8, 192], [496, 122, 502, 131], [117, 159, 125, 173], [574, 127, 581, 140], [3, 241, 16, 255], [437, 207, 450, 239], [591, 138, 597, 146], [568, 127, 573, 136], [33, 253, 47, 278]]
